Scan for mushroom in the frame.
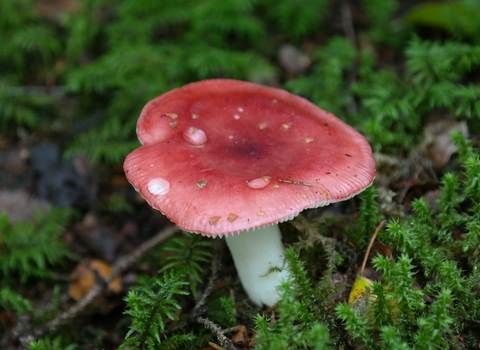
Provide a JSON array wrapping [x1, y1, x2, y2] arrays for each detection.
[[124, 79, 376, 307]]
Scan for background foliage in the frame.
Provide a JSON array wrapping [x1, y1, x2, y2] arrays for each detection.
[[1, 0, 480, 348]]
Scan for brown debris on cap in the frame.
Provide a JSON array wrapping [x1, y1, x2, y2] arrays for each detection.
[[124, 79, 376, 236]]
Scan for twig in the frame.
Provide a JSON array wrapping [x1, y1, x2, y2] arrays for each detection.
[[278, 179, 314, 187], [21, 225, 179, 343], [190, 239, 221, 317], [43, 284, 102, 333], [359, 219, 387, 275], [341, 3, 360, 115], [167, 239, 223, 336], [221, 325, 244, 334], [341, 3, 357, 50], [111, 225, 179, 275], [197, 317, 236, 350]]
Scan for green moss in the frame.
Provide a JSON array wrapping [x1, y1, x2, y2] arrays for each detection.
[[0, 208, 72, 283], [1, 0, 479, 348]]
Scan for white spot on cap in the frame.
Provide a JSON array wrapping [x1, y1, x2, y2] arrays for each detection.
[[192, 114, 199, 119], [238, 107, 244, 112], [247, 176, 271, 189], [234, 114, 240, 120], [259, 122, 267, 130], [183, 127, 207, 145], [148, 178, 170, 195], [305, 137, 315, 143]]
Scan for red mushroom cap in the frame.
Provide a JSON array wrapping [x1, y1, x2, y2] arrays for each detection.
[[124, 79, 376, 236]]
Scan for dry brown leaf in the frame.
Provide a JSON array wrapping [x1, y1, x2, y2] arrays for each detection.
[[68, 259, 122, 301], [231, 325, 250, 346], [374, 240, 393, 258], [424, 119, 468, 170], [206, 342, 223, 350]]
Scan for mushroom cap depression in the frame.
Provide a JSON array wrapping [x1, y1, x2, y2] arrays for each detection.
[[124, 80, 376, 236]]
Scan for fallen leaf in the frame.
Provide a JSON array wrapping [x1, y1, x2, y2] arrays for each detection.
[[348, 275, 374, 307], [69, 259, 122, 301], [206, 342, 223, 350], [424, 119, 468, 170], [231, 325, 250, 346]]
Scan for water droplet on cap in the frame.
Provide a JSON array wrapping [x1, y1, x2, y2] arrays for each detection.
[[148, 178, 170, 195], [247, 176, 271, 189], [183, 127, 207, 145]]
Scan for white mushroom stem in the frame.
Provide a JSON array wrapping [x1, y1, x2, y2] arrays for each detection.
[[224, 225, 288, 307]]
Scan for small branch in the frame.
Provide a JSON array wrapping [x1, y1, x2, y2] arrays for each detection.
[[221, 325, 244, 334], [197, 317, 236, 350], [23, 225, 179, 342], [341, 3, 357, 50], [167, 239, 223, 336], [278, 179, 314, 187], [44, 284, 102, 333], [341, 3, 360, 115], [359, 219, 387, 275], [111, 225, 180, 275], [191, 240, 221, 317]]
